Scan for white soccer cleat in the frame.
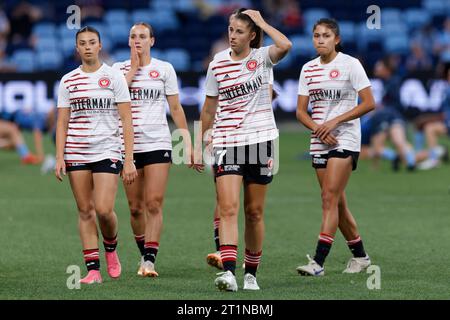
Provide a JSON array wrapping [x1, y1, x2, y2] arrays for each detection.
[[137, 256, 145, 276], [343, 255, 371, 273], [296, 254, 324, 276], [243, 273, 260, 290], [417, 158, 440, 170], [214, 270, 238, 292], [142, 260, 159, 277]]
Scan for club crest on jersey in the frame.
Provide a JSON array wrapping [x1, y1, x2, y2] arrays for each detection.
[[329, 69, 340, 79], [149, 70, 160, 79], [246, 59, 258, 71], [98, 77, 111, 88]]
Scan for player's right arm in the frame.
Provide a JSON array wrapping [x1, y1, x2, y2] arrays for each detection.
[[55, 107, 70, 181], [120, 43, 140, 86], [55, 76, 71, 181]]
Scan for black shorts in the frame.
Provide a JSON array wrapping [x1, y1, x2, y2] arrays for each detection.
[[133, 150, 172, 169], [66, 158, 123, 174], [212, 141, 275, 185], [312, 149, 360, 171]]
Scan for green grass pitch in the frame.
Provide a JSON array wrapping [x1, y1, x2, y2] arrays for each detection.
[[1, 130, 449, 300]]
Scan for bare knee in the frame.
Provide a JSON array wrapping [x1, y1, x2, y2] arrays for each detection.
[[146, 196, 163, 216], [129, 200, 144, 218], [95, 205, 114, 219], [78, 204, 95, 222], [244, 204, 264, 225], [219, 202, 239, 219], [321, 188, 340, 211]]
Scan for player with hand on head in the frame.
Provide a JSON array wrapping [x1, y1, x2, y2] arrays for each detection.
[[199, 8, 291, 291]]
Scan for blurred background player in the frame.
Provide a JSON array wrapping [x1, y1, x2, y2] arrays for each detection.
[[369, 57, 417, 171], [112, 22, 195, 278], [200, 8, 292, 291], [417, 65, 450, 169], [296, 18, 375, 276], [55, 26, 137, 284], [0, 118, 40, 164]]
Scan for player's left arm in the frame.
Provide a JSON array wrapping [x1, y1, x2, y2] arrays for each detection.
[[117, 101, 137, 184], [314, 87, 375, 141], [167, 94, 194, 167], [242, 10, 292, 64]]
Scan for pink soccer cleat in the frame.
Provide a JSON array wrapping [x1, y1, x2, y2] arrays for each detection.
[[79, 270, 102, 284], [105, 251, 122, 279]]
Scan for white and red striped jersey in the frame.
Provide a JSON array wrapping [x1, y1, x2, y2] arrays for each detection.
[[57, 63, 131, 164], [112, 58, 179, 153], [205, 47, 279, 148], [298, 52, 371, 154]]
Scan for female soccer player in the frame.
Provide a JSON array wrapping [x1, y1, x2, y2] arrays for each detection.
[[296, 18, 374, 276], [200, 8, 291, 291], [55, 26, 137, 284], [112, 22, 194, 277], [206, 80, 276, 272]]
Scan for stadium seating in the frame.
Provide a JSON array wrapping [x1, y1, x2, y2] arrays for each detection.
[[7, 0, 450, 72]]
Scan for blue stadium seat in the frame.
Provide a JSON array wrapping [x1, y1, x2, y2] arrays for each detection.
[[107, 21, 130, 46], [303, 8, 330, 24], [339, 21, 356, 43], [404, 8, 432, 30], [147, 10, 180, 31], [61, 36, 76, 57], [35, 36, 58, 52], [151, 48, 165, 60], [112, 49, 131, 63], [173, 0, 196, 13], [290, 35, 316, 58], [165, 48, 190, 72], [380, 7, 402, 24], [58, 23, 78, 41], [384, 36, 410, 54], [382, 22, 408, 36], [422, 0, 449, 15], [86, 22, 109, 39], [357, 22, 383, 51], [149, 0, 175, 10], [11, 49, 36, 72], [36, 50, 63, 71], [104, 9, 129, 25], [131, 9, 152, 24], [33, 22, 57, 38], [275, 51, 294, 70]]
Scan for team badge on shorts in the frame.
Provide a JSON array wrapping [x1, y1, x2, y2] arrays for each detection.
[[329, 69, 340, 79], [149, 70, 160, 79], [98, 77, 111, 88], [246, 60, 258, 71]]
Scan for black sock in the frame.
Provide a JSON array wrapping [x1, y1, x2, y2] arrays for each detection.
[[103, 234, 118, 252], [220, 245, 237, 275], [314, 241, 332, 267], [83, 249, 100, 271], [214, 229, 220, 252], [134, 235, 145, 256], [313, 233, 334, 267], [347, 237, 367, 258], [144, 242, 159, 263], [214, 218, 220, 252]]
